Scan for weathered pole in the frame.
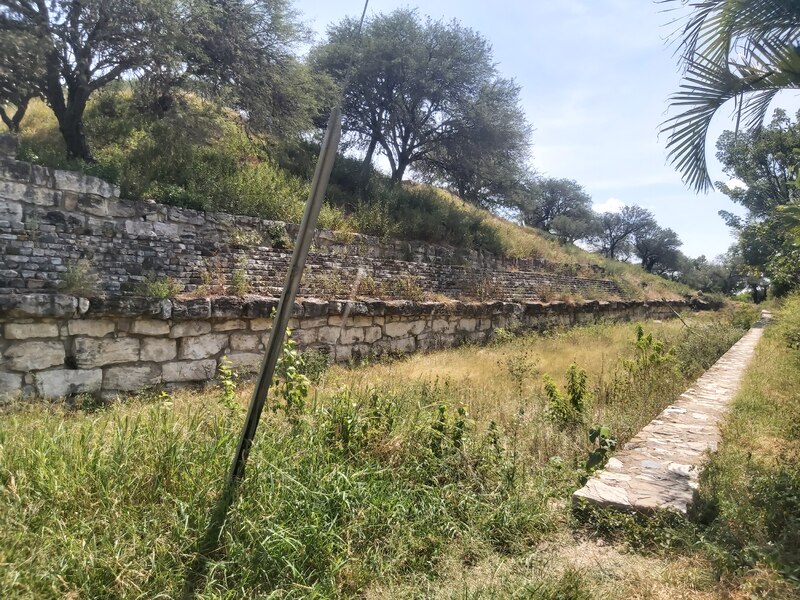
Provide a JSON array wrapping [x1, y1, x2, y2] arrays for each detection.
[[181, 107, 341, 598]]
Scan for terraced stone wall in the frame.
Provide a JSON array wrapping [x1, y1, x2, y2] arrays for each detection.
[[0, 293, 703, 400], [0, 136, 619, 301]]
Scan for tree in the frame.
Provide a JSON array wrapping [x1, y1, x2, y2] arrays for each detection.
[[1, 0, 179, 160], [416, 78, 531, 207], [589, 205, 656, 260], [633, 223, 682, 273], [515, 177, 594, 230], [661, 0, 800, 191], [0, 27, 43, 131], [715, 108, 800, 295], [312, 10, 528, 184]]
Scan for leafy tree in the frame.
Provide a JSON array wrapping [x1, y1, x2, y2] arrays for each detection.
[[0, 27, 43, 131], [417, 78, 532, 207], [633, 223, 682, 273], [716, 109, 800, 295], [514, 177, 596, 243], [661, 0, 800, 191], [1, 0, 178, 160], [589, 205, 656, 260], [313, 9, 528, 184]]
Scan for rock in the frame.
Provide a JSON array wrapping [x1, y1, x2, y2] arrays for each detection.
[[4, 340, 65, 370], [172, 298, 211, 320], [4, 322, 59, 339], [211, 296, 245, 318], [88, 297, 165, 318], [162, 359, 217, 382], [53, 169, 118, 198], [140, 338, 177, 362], [67, 320, 115, 337], [130, 319, 170, 336], [74, 337, 139, 368], [35, 368, 102, 397], [224, 352, 262, 371], [213, 319, 247, 332], [229, 333, 261, 352], [103, 364, 161, 391], [0, 372, 22, 396], [384, 321, 412, 338], [0, 294, 77, 318], [179, 333, 228, 360], [170, 321, 212, 338]]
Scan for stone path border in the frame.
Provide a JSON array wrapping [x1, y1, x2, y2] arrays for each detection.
[[573, 311, 771, 514]]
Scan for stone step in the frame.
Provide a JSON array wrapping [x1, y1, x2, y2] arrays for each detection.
[[572, 311, 772, 515]]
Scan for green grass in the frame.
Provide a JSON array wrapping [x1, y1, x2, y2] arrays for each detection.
[[0, 313, 753, 599]]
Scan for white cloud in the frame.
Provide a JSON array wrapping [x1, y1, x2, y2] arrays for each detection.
[[723, 178, 749, 191], [593, 197, 625, 214]]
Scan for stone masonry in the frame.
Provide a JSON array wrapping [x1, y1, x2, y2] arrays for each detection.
[[0, 293, 699, 400], [573, 312, 771, 514], [0, 136, 619, 301]]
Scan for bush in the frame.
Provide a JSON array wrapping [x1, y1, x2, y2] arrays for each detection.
[[775, 292, 800, 350]]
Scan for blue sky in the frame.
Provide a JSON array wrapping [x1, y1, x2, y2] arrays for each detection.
[[294, 0, 799, 259]]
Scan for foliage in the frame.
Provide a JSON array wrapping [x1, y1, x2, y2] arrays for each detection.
[[58, 260, 100, 297], [715, 109, 800, 296], [661, 0, 800, 191], [633, 223, 682, 274], [230, 257, 251, 296], [136, 275, 183, 299], [216, 356, 239, 414], [775, 292, 800, 349], [514, 177, 595, 242], [589, 205, 657, 260], [543, 363, 591, 428], [312, 8, 531, 185], [583, 425, 617, 474], [273, 330, 310, 421]]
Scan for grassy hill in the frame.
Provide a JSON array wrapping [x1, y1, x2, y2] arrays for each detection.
[[12, 91, 690, 302]]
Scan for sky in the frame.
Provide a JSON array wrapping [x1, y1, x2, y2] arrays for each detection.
[[293, 0, 800, 260]]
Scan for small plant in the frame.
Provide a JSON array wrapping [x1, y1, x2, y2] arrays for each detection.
[[217, 357, 239, 413], [229, 227, 265, 247], [501, 351, 538, 392], [583, 426, 617, 475], [264, 222, 292, 250], [384, 275, 426, 301], [300, 348, 331, 384], [59, 259, 100, 296], [543, 363, 591, 428], [491, 327, 516, 345], [231, 256, 251, 295], [137, 275, 183, 299], [273, 330, 310, 422]]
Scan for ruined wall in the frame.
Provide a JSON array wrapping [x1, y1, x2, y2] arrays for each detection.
[[0, 293, 698, 400], [0, 143, 620, 301]]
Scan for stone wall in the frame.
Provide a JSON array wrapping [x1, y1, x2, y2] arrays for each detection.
[[0, 139, 620, 301], [0, 292, 706, 400]]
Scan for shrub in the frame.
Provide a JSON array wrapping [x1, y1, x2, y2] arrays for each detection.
[[775, 292, 800, 350], [58, 259, 100, 296]]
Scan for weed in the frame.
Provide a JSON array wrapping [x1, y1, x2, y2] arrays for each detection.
[[544, 363, 591, 428], [58, 259, 100, 296], [217, 356, 239, 413], [136, 275, 183, 299], [230, 256, 251, 295], [264, 222, 292, 250], [273, 330, 310, 422], [228, 227, 264, 247], [583, 425, 617, 475]]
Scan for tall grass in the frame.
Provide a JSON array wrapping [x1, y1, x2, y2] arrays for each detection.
[[0, 313, 749, 598]]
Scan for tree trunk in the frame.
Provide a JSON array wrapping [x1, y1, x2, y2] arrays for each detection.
[[360, 136, 378, 197], [391, 159, 408, 183], [58, 90, 93, 161], [0, 97, 30, 133]]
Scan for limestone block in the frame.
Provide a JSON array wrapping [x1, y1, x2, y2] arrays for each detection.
[[353, 316, 373, 327], [179, 333, 228, 360], [318, 326, 341, 344], [249, 318, 272, 331], [67, 320, 115, 337], [0, 198, 23, 224], [225, 352, 262, 371], [291, 327, 319, 345], [384, 320, 412, 338], [103, 364, 161, 391], [170, 321, 212, 338], [53, 169, 118, 198], [388, 337, 415, 354], [130, 319, 170, 336], [162, 359, 217, 382], [140, 338, 177, 362], [458, 318, 477, 332], [36, 368, 102, 397], [327, 315, 352, 327], [339, 327, 365, 345], [4, 322, 59, 339], [408, 320, 427, 335], [74, 337, 139, 368], [335, 345, 352, 362], [76, 195, 108, 216], [213, 319, 246, 332], [300, 317, 328, 328], [172, 298, 211, 320], [0, 372, 22, 396], [363, 326, 382, 344], [4, 340, 65, 370], [0, 293, 77, 318], [230, 333, 261, 352]]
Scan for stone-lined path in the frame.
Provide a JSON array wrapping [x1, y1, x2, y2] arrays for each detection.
[[573, 312, 771, 514]]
